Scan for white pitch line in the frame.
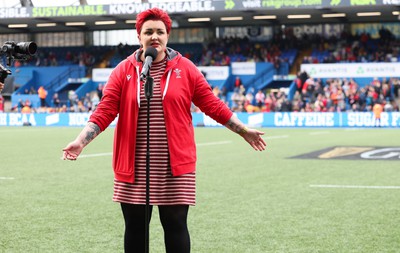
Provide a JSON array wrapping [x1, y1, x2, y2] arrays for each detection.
[[79, 152, 112, 158], [344, 128, 361, 131], [309, 131, 330, 135], [264, 135, 289, 140], [67, 141, 233, 159], [310, 184, 400, 189], [197, 140, 232, 146], [0, 177, 15, 180]]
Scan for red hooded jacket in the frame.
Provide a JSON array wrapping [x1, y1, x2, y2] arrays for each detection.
[[89, 48, 233, 183]]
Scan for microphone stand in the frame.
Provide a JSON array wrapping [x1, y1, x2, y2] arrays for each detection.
[[144, 73, 153, 253]]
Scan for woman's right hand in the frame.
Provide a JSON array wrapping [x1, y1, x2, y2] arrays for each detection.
[[62, 141, 84, 160]]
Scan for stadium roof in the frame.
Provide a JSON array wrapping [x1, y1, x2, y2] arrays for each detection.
[[0, 0, 399, 34]]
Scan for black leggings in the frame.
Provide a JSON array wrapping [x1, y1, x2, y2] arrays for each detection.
[[120, 203, 190, 253]]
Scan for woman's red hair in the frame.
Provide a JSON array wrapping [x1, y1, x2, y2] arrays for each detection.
[[135, 8, 172, 34]]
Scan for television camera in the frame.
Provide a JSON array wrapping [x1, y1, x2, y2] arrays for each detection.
[[0, 41, 37, 83]]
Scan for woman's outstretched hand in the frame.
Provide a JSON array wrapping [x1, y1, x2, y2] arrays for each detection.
[[240, 128, 267, 151]]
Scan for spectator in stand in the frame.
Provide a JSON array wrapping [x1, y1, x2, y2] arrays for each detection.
[[59, 104, 68, 113], [390, 100, 399, 111], [97, 83, 104, 99], [381, 83, 392, 101], [301, 77, 315, 103], [245, 103, 256, 113], [29, 86, 36, 94], [21, 99, 32, 114], [279, 94, 292, 112], [373, 101, 383, 127], [68, 90, 79, 112], [38, 86, 48, 108], [295, 72, 306, 91], [237, 91, 247, 112], [234, 76, 242, 88], [220, 86, 228, 102], [65, 51, 72, 63], [0, 82, 4, 93], [314, 94, 325, 112], [347, 103, 359, 112], [391, 78, 399, 99], [52, 93, 60, 110], [238, 84, 246, 96], [383, 98, 394, 112], [366, 87, 376, 107], [212, 86, 221, 99], [372, 78, 382, 96], [346, 90, 358, 111], [304, 101, 313, 112], [14, 99, 24, 112], [91, 93, 100, 110], [357, 87, 368, 111], [272, 55, 281, 70], [255, 89, 265, 109], [230, 88, 242, 111], [291, 90, 303, 112], [336, 89, 346, 112], [77, 100, 86, 112], [312, 80, 325, 100], [263, 94, 275, 112], [62, 7, 266, 253], [245, 90, 254, 107], [83, 93, 92, 111], [221, 53, 231, 66]]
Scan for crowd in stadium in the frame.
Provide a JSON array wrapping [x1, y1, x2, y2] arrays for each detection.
[[210, 75, 400, 114], [198, 27, 399, 66], [196, 29, 400, 114], [1, 28, 400, 114]]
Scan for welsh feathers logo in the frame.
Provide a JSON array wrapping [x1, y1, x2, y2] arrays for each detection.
[[174, 68, 182, 79]]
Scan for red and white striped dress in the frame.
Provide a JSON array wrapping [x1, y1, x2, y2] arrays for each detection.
[[113, 57, 196, 206]]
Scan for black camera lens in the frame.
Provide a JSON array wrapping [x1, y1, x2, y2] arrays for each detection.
[[1, 45, 9, 54], [15, 42, 37, 55]]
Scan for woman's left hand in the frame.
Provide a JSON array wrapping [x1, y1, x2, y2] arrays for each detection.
[[241, 128, 267, 151]]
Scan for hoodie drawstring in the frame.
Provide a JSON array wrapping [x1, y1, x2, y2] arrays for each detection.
[[136, 66, 141, 108]]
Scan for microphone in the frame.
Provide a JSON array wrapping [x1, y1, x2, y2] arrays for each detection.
[[140, 47, 158, 81]]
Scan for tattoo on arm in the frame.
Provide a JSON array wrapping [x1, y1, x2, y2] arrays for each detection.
[[225, 119, 243, 134], [82, 123, 101, 145]]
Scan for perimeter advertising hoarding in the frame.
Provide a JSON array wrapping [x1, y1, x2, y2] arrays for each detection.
[[1, 112, 399, 127], [301, 63, 400, 78], [1, 0, 398, 19]]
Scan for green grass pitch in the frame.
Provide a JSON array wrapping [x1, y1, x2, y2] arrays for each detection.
[[0, 127, 399, 252]]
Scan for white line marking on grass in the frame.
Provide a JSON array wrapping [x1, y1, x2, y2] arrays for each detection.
[[0, 129, 45, 133], [344, 128, 361, 131], [63, 141, 233, 160], [197, 141, 232, 146], [264, 135, 289, 140], [79, 152, 112, 158], [309, 131, 330, 135], [0, 177, 15, 180], [310, 184, 400, 189]]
